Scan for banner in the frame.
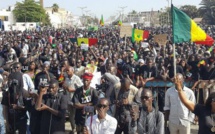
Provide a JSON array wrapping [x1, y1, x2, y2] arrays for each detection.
[[120, 25, 132, 38], [154, 34, 168, 45], [81, 44, 89, 51]]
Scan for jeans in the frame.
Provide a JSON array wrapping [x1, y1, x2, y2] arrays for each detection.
[[0, 104, 5, 134]]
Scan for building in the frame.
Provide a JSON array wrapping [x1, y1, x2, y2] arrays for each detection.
[[0, 6, 16, 30], [139, 10, 160, 27], [45, 7, 73, 28]]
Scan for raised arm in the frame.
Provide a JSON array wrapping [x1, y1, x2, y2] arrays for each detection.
[[175, 76, 195, 112]]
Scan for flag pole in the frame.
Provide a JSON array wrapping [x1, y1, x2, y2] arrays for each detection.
[[171, 1, 177, 77]]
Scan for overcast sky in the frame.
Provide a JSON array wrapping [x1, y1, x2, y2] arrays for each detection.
[[0, 0, 202, 18]]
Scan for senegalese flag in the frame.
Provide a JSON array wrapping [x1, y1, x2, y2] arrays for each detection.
[[69, 38, 98, 46], [100, 15, 104, 26], [77, 38, 89, 46], [118, 20, 122, 26], [197, 60, 206, 67], [131, 29, 149, 43], [172, 5, 214, 46]]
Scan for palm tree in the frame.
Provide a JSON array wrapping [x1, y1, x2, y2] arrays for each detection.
[[198, 0, 215, 24], [52, 3, 59, 13]]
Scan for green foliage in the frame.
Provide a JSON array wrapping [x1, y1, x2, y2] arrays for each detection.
[[52, 3, 59, 12], [13, 0, 51, 26], [159, 7, 171, 26], [198, 0, 215, 24], [180, 5, 198, 19]]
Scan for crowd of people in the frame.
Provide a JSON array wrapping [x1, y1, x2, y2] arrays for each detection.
[[0, 25, 214, 134]]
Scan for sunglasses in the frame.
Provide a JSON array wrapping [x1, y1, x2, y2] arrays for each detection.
[[141, 96, 152, 100], [14, 66, 20, 69], [97, 104, 108, 108]]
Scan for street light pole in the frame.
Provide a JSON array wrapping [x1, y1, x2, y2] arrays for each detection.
[[84, 10, 91, 26], [78, 6, 87, 26], [119, 6, 127, 22]]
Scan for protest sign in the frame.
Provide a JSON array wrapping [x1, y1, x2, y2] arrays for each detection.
[[81, 44, 89, 51], [154, 34, 168, 45], [120, 25, 132, 38]]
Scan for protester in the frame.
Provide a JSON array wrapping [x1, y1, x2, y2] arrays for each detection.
[[84, 98, 117, 134], [0, 23, 214, 134], [35, 79, 68, 134], [64, 66, 83, 133], [111, 78, 139, 134], [1, 72, 27, 134], [164, 73, 196, 134], [134, 88, 164, 134], [175, 74, 215, 134], [72, 73, 98, 134]]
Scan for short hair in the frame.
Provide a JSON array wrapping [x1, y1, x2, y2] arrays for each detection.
[[121, 78, 130, 85], [141, 88, 153, 97], [49, 79, 59, 87], [98, 98, 110, 105], [66, 66, 74, 72], [13, 62, 22, 67], [176, 73, 184, 82]]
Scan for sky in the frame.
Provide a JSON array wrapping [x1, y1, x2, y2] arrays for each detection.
[[0, 0, 202, 19]]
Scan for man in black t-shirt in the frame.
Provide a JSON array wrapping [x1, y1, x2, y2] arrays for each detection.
[[35, 79, 67, 134], [13, 41, 22, 58], [34, 63, 55, 90], [1, 72, 27, 134], [72, 73, 98, 134], [138, 58, 157, 86], [39, 47, 51, 64]]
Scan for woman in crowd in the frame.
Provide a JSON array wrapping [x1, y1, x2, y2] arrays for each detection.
[[25, 61, 40, 81]]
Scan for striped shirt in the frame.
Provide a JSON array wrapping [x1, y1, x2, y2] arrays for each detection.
[[137, 108, 164, 134]]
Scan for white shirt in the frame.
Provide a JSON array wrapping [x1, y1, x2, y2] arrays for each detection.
[[86, 114, 117, 134], [23, 74, 35, 91], [164, 86, 195, 126], [21, 44, 29, 58], [64, 74, 83, 98]]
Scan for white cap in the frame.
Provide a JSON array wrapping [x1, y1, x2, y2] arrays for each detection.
[[138, 59, 145, 64]]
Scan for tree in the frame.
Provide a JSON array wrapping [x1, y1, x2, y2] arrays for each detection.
[[52, 3, 59, 13], [198, 0, 215, 24], [158, 7, 171, 26], [13, 0, 51, 26], [128, 10, 138, 17], [180, 5, 198, 19]]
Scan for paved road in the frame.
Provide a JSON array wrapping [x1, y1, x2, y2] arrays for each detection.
[[65, 121, 199, 134]]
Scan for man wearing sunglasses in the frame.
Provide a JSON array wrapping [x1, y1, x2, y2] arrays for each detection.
[[84, 98, 117, 134], [134, 88, 164, 134]]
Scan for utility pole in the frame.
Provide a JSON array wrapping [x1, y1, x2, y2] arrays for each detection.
[[78, 6, 87, 26], [119, 6, 127, 22], [167, 0, 170, 26], [84, 10, 91, 26]]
